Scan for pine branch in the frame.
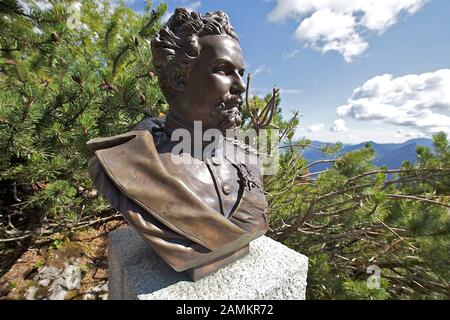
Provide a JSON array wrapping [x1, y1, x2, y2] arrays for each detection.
[[385, 194, 450, 208]]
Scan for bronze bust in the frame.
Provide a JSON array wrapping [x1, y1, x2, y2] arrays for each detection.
[[87, 8, 268, 281]]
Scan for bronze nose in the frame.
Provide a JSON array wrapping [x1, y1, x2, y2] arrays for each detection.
[[230, 73, 245, 95]]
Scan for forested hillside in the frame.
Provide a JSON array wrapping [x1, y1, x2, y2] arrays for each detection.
[[299, 138, 435, 172]]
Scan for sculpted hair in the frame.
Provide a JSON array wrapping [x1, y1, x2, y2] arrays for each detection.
[[151, 8, 239, 101]]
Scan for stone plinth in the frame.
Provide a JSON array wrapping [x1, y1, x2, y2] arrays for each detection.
[[108, 228, 308, 300]]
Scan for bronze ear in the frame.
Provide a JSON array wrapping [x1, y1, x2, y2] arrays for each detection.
[[167, 63, 187, 92]]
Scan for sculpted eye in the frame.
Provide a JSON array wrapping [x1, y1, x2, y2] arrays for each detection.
[[212, 64, 227, 74]]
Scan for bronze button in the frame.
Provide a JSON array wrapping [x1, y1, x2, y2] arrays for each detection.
[[222, 184, 232, 195], [211, 156, 221, 166]]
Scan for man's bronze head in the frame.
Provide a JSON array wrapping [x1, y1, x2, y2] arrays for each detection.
[[151, 8, 246, 132]]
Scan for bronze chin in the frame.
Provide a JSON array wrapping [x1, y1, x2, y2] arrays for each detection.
[[86, 8, 269, 281], [211, 95, 243, 133]]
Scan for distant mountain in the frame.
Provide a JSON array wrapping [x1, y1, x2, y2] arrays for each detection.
[[296, 138, 433, 172]]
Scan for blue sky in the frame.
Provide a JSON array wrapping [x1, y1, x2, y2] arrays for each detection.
[[126, 0, 450, 143]]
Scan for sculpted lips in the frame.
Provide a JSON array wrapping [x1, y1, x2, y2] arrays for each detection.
[[209, 94, 243, 132], [223, 96, 243, 111]]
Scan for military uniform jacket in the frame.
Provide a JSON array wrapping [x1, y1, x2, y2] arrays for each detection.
[[87, 118, 268, 272]]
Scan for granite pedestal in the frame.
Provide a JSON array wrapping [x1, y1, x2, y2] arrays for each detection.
[[108, 228, 308, 300]]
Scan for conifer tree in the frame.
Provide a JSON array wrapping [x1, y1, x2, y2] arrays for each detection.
[[0, 0, 167, 271], [1, 1, 448, 300], [259, 100, 450, 299]]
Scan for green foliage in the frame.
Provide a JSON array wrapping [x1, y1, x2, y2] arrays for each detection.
[[1, 1, 448, 300], [265, 120, 450, 299], [50, 238, 64, 250], [342, 278, 390, 300], [246, 80, 450, 299], [33, 260, 45, 269], [0, 0, 167, 258]]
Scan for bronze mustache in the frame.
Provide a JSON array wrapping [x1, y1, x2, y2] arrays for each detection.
[[218, 96, 243, 111]]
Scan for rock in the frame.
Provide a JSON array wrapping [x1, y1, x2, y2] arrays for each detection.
[[37, 266, 60, 282], [108, 228, 308, 300], [59, 264, 82, 290], [91, 281, 108, 293], [81, 280, 108, 300], [25, 286, 38, 300], [29, 261, 82, 300], [48, 285, 67, 300], [83, 293, 95, 300], [38, 279, 50, 287], [82, 189, 97, 198]]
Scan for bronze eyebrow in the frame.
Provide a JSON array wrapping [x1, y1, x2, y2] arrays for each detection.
[[211, 59, 245, 74], [212, 58, 233, 67]]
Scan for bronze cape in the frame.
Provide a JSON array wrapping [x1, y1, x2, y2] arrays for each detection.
[[87, 118, 268, 272]]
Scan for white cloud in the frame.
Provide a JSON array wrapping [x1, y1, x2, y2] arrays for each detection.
[[307, 123, 325, 133], [331, 119, 348, 132], [296, 127, 424, 144], [267, 0, 429, 62], [337, 69, 450, 135], [395, 129, 426, 139], [253, 64, 272, 76], [280, 88, 302, 95], [294, 8, 368, 62], [282, 49, 300, 60]]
